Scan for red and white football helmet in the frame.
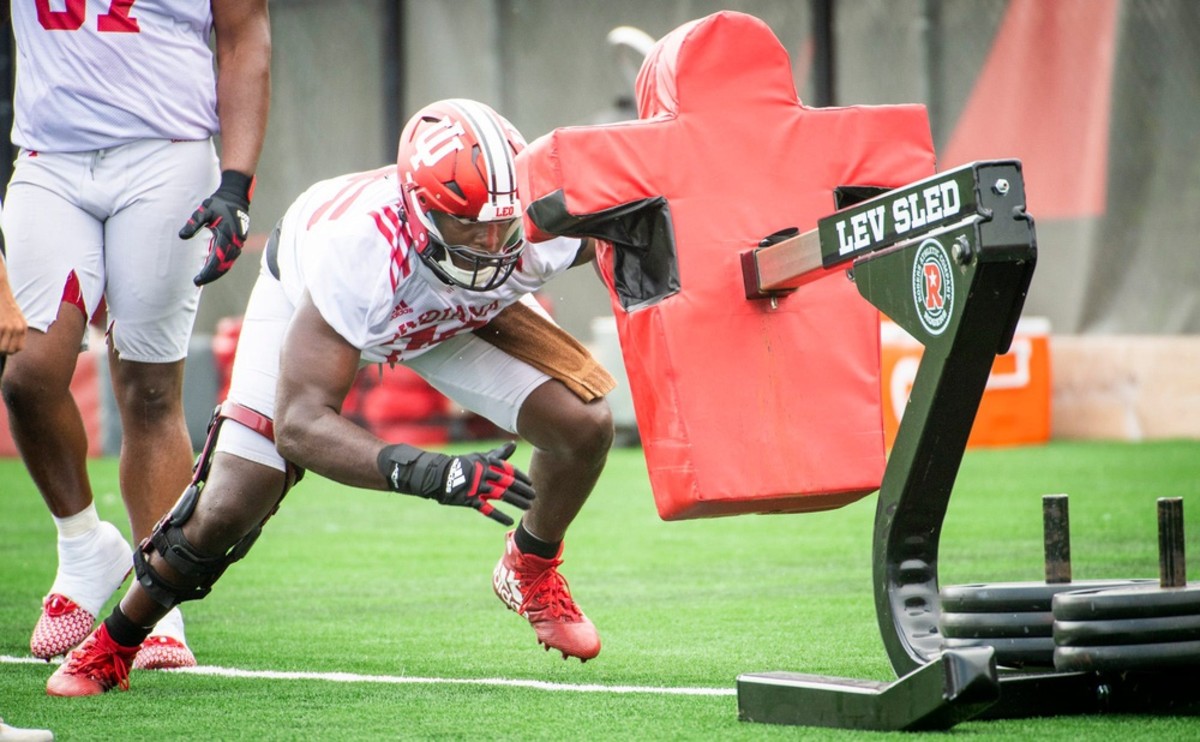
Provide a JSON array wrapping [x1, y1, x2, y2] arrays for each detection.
[[397, 99, 527, 291]]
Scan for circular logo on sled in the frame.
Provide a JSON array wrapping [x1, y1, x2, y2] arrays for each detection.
[[912, 237, 954, 336]]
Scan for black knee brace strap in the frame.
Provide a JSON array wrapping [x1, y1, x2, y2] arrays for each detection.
[[133, 483, 270, 609]]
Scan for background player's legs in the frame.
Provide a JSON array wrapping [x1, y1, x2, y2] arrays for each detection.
[[2, 309, 134, 659], [102, 143, 211, 535], [0, 160, 132, 660], [3, 306, 93, 521], [102, 139, 214, 668], [109, 353, 193, 545], [108, 351, 197, 668]]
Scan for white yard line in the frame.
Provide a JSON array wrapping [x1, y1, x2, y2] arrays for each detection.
[[1, 655, 735, 697]]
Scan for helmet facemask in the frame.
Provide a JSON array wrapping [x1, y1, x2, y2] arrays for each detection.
[[413, 200, 525, 291]]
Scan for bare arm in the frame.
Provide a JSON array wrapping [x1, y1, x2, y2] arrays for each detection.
[[571, 237, 597, 267], [211, 0, 271, 175], [276, 293, 536, 523], [274, 293, 389, 490]]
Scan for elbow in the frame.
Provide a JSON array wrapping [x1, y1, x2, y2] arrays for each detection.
[[272, 405, 307, 464], [273, 421, 303, 464]]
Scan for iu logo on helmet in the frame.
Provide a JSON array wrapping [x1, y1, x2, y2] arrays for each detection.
[[409, 117, 466, 170], [912, 237, 954, 336]]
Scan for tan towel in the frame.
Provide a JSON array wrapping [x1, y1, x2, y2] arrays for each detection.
[[473, 301, 617, 402]]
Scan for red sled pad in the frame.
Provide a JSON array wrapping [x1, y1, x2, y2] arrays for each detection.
[[519, 11, 936, 519]]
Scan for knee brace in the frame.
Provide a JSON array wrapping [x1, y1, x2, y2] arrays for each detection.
[[132, 402, 302, 609], [132, 483, 253, 608]]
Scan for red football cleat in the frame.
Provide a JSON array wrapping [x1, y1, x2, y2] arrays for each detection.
[[132, 607, 196, 670], [493, 531, 601, 661], [30, 594, 96, 661], [46, 624, 139, 697], [133, 635, 196, 671]]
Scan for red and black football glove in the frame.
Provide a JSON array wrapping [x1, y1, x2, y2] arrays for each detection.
[[378, 441, 535, 526], [179, 170, 255, 286]]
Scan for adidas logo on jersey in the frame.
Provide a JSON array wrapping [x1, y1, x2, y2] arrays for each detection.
[[389, 300, 413, 320], [446, 459, 466, 494]]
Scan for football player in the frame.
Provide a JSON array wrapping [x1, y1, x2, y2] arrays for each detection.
[[1, 0, 270, 670], [47, 99, 614, 696]]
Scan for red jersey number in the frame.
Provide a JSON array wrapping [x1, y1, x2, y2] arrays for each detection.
[[37, 0, 140, 33]]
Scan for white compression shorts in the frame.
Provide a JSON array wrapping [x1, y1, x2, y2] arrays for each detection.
[[1, 139, 217, 362], [215, 260, 552, 472]]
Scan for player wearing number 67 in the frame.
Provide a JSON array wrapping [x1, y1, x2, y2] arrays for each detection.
[[1, 0, 270, 674], [45, 98, 615, 697]]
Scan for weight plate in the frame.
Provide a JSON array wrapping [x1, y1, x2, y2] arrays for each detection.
[[1054, 639, 1200, 672], [1052, 583, 1200, 621], [1055, 613, 1200, 646], [943, 636, 1056, 668], [939, 579, 1155, 613], [939, 610, 1053, 639]]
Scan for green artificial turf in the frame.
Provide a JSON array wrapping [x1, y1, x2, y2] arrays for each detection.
[[1, 440, 1196, 740]]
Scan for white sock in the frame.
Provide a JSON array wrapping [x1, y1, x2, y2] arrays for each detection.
[[151, 607, 188, 643], [49, 521, 133, 616], [52, 502, 101, 539]]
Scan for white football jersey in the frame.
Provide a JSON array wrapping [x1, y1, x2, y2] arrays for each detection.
[[274, 167, 582, 365], [10, 0, 219, 152]]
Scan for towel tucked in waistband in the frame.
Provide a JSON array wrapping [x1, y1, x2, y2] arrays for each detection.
[[473, 300, 617, 403]]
